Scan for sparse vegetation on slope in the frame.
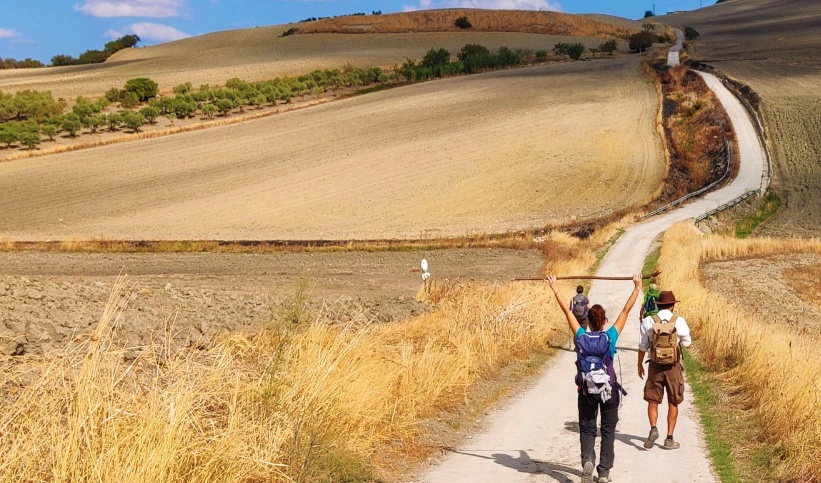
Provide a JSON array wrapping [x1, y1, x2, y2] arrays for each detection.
[[643, 60, 735, 206]]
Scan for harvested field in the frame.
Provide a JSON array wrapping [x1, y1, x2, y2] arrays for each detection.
[[667, 0, 821, 236], [0, 56, 663, 241], [297, 9, 639, 37], [0, 248, 543, 356], [0, 30, 616, 102], [701, 253, 821, 335]]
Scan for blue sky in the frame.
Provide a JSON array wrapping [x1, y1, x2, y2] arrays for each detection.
[[1, 0, 708, 64]]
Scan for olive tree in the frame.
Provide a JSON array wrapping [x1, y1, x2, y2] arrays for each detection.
[[123, 77, 158, 102]]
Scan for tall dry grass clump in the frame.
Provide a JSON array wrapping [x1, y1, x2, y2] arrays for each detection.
[[0, 225, 620, 481], [299, 9, 639, 38], [658, 222, 821, 482]]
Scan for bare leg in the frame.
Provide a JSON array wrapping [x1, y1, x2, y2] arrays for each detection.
[[647, 402, 659, 427], [667, 403, 679, 436]]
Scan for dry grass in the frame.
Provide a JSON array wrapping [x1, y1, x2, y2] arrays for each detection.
[[658, 222, 821, 482], [299, 9, 638, 38], [0, 224, 622, 481]]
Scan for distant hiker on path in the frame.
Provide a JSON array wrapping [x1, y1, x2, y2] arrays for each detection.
[[639, 282, 661, 322], [546, 274, 642, 483], [570, 285, 590, 330], [637, 290, 692, 450]]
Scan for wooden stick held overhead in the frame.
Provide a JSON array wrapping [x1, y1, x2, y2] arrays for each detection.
[[511, 270, 660, 282]]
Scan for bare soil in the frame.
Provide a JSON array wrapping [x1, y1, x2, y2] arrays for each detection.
[[701, 252, 821, 335], [667, 0, 821, 236], [0, 57, 663, 241], [0, 248, 543, 356]]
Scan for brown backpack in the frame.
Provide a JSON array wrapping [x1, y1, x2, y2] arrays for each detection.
[[650, 314, 680, 365]]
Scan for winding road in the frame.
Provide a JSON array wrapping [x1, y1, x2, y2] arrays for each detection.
[[411, 33, 766, 483]]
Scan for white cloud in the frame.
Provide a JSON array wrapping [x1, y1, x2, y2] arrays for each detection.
[[74, 0, 185, 18], [127, 22, 190, 43], [0, 28, 21, 40], [405, 0, 561, 12], [104, 28, 125, 39]]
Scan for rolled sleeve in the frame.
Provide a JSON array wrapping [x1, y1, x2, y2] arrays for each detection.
[[676, 317, 692, 347], [638, 318, 652, 351]]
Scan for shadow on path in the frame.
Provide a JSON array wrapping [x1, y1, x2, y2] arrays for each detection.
[[563, 420, 648, 452], [444, 448, 581, 482]]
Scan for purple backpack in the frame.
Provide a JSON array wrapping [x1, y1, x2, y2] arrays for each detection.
[[575, 331, 617, 398]]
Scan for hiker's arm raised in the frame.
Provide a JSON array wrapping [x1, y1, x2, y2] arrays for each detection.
[[612, 274, 642, 335], [545, 275, 582, 334]]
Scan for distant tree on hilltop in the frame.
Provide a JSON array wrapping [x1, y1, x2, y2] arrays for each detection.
[[454, 16, 472, 29]]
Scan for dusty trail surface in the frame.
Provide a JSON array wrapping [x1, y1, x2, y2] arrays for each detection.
[[0, 57, 662, 241], [411, 69, 766, 483], [0, 248, 542, 356]]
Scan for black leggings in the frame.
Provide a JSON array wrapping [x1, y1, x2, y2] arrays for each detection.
[[578, 391, 620, 477]]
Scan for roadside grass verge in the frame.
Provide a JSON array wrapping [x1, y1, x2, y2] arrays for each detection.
[[681, 348, 780, 482], [658, 222, 821, 482], [0, 222, 623, 481], [734, 191, 781, 238]]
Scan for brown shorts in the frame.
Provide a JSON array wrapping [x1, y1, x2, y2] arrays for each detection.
[[643, 361, 685, 405]]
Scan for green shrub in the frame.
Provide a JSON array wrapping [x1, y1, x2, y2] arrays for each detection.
[[628, 31, 655, 52], [123, 77, 158, 102], [684, 26, 700, 40], [565, 42, 586, 60], [454, 16, 472, 29]]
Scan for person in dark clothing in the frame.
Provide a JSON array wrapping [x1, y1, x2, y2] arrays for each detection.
[[546, 274, 642, 483]]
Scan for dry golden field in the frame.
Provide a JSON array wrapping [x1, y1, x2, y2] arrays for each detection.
[[661, 223, 821, 481], [297, 9, 640, 37], [0, 56, 663, 241], [667, 0, 821, 236]]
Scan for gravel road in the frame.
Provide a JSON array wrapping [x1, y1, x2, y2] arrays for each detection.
[[411, 50, 766, 483]]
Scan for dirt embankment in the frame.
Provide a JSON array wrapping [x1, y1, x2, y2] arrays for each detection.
[[0, 249, 543, 356]]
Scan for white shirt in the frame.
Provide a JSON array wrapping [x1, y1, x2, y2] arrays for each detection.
[[639, 309, 692, 352]]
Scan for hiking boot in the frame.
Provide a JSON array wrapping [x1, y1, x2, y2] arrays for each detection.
[[644, 426, 659, 449], [663, 437, 681, 449], [581, 462, 594, 483], [597, 476, 612, 483]]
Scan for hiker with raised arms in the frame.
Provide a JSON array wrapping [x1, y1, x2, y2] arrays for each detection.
[[637, 290, 692, 450], [546, 274, 642, 483]]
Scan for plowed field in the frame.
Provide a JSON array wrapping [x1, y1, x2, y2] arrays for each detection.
[[0, 56, 663, 241]]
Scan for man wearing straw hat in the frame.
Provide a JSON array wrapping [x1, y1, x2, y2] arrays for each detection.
[[637, 290, 692, 450]]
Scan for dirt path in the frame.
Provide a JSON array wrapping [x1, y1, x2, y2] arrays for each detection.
[[410, 65, 766, 482]]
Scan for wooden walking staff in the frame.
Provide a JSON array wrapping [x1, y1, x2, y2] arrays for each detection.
[[511, 270, 660, 282]]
